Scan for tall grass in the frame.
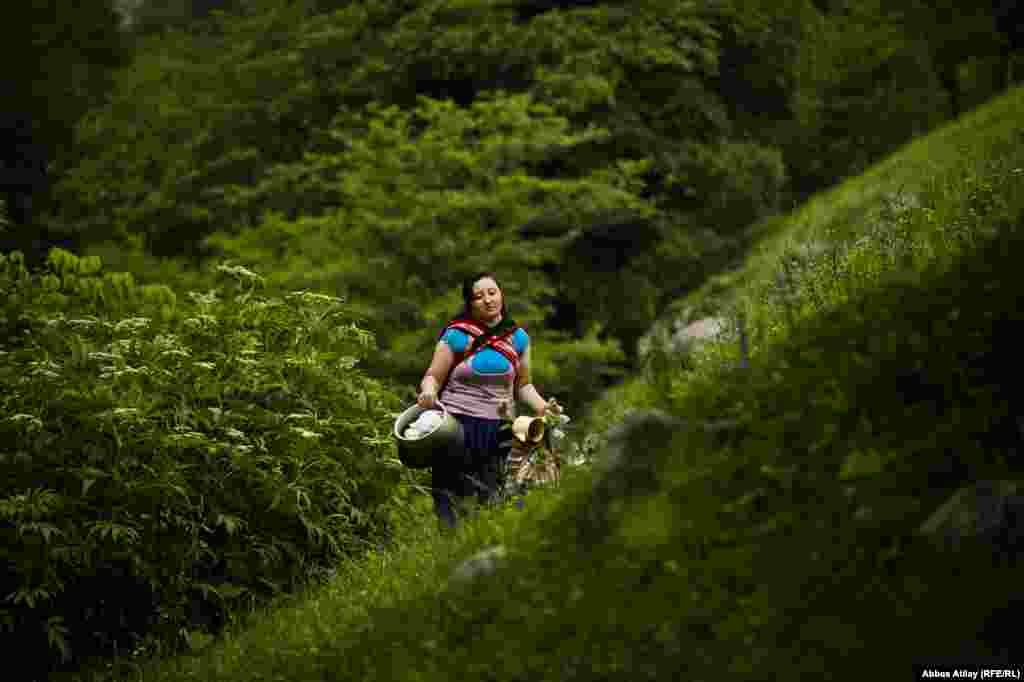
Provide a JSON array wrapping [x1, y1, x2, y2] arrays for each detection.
[[657, 84, 1024, 385]]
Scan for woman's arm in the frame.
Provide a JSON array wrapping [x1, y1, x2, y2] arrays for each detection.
[[418, 340, 454, 407]]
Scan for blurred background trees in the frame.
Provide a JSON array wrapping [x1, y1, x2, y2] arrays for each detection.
[[0, 1, 130, 262], [5, 0, 1021, 404]]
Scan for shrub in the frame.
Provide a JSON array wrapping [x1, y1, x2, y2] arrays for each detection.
[[528, 324, 628, 409], [0, 249, 405, 678]]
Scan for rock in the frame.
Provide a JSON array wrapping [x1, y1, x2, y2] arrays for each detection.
[[638, 314, 730, 365], [574, 410, 690, 543], [918, 480, 1024, 657], [599, 409, 688, 472], [586, 410, 750, 526], [594, 410, 691, 505], [918, 480, 1024, 559], [449, 545, 508, 584], [673, 316, 727, 350]]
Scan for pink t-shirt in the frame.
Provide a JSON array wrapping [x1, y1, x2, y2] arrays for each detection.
[[438, 326, 530, 420]]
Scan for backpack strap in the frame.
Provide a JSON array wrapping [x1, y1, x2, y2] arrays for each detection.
[[437, 319, 522, 399], [449, 320, 521, 372]]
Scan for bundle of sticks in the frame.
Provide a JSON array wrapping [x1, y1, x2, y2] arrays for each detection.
[[503, 426, 560, 488]]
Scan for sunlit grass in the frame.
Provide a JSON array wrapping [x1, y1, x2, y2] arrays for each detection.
[[119, 473, 573, 682], [640, 85, 1024, 383]]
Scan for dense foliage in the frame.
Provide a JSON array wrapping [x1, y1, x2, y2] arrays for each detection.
[[201, 91, 649, 381], [39, 0, 1020, 399], [0, 250, 407, 679], [0, 0, 129, 258]]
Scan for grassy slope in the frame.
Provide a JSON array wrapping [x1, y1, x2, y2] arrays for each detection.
[[125, 86, 1024, 681]]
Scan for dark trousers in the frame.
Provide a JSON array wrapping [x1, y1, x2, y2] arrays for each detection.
[[431, 414, 513, 530]]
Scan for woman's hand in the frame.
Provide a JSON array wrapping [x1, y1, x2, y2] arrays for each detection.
[[498, 399, 515, 420], [417, 389, 438, 409]]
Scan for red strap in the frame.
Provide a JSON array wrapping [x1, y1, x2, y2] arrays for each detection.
[[438, 322, 522, 398], [468, 330, 520, 374], [446, 320, 520, 370], [458, 328, 520, 374], [447, 319, 486, 337]]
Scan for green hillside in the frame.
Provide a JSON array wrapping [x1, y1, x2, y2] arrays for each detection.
[[4, 1, 1023, 679], [105, 84, 1024, 682]]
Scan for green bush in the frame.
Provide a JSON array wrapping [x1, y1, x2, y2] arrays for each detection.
[[529, 324, 628, 410], [0, 249, 405, 678]]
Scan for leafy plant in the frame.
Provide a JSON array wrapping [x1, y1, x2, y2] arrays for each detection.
[[0, 249, 408, 678]]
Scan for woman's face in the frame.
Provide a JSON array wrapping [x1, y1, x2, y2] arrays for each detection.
[[470, 277, 503, 323]]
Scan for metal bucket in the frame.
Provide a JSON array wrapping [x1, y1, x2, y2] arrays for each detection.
[[393, 402, 463, 469]]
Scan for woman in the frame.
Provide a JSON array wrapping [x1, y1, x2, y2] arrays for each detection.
[[417, 272, 561, 529]]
